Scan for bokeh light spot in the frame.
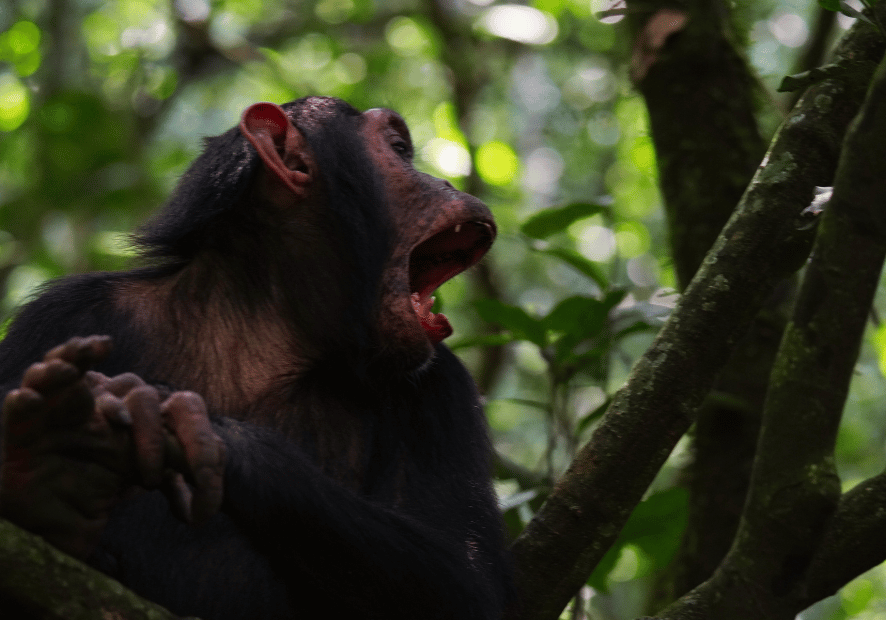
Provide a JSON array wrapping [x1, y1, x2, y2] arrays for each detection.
[[630, 137, 657, 175], [0, 74, 30, 131], [480, 5, 558, 45], [316, 0, 355, 24], [423, 138, 471, 178], [578, 225, 616, 262], [768, 13, 808, 48], [6, 21, 40, 55], [615, 221, 650, 258], [386, 16, 431, 56], [476, 141, 519, 186], [332, 53, 366, 84]]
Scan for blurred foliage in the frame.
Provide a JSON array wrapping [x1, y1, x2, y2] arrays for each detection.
[[2, 0, 886, 618]]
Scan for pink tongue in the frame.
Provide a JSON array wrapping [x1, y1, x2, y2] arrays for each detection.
[[411, 293, 453, 343]]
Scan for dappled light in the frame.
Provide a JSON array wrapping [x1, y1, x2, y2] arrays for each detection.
[[174, 0, 210, 23], [0, 74, 28, 130], [386, 16, 436, 56], [769, 12, 810, 48], [0, 20, 40, 76], [423, 137, 472, 177], [476, 141, 520, 186], [479, 5, 558, 45], [2, 1, 886, 619], [578, 224, 616, 262]]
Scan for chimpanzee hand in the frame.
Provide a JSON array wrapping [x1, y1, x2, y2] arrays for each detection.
[[0, 335, 225, 559]]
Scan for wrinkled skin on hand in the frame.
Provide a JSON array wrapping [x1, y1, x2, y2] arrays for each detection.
[[0, 335, 226, 559]]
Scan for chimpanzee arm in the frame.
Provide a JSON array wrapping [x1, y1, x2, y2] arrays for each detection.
[[213, 416, 507, 620], [0, 336, 225, 559]]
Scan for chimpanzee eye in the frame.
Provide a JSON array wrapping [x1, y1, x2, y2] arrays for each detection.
[[391, 139, 413, 159]]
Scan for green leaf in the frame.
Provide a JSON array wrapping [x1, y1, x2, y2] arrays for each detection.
[[562, 349, 607, 381], [540, 296, 614, 365], [534, 247, 609, 289], [474, 299, 546, 347], [502, 508, 524, 539], [447, 333, 518, 350], [619, 488, 688, 541], [587, 541, 621, 592], [602, 289, 628, 311], [587, 488, 688, 590], [520, 202, 607, 239], [613, 320, 657, 341], [818, 0, 841, 10], [542, 296, 607, 335], [838, 1, 878, 27], [622, 488, 688, 569]]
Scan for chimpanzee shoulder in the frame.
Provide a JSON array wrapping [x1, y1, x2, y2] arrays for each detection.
[[0, 271, 151, 388]]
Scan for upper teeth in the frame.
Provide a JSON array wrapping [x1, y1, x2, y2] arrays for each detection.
[[454, 224, 461, 233]]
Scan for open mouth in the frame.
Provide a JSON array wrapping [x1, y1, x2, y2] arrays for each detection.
[[409, 220, 495, 343]]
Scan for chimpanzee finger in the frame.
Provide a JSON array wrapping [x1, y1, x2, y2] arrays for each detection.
[[21, 359, 80, 394], [84, 371, 110, 390], [123, 385, 165, 488], [102, 373, 147, 399], [161, 392, 225, 524], [2, 387, 46, 443], [21, 359, 95, 428], [43, 335, 113, 374], [163, 472, 194, 523], [94, 392, 132, 427]]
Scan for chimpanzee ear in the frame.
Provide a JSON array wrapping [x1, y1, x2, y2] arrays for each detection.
[[240, 102, 313, 201]]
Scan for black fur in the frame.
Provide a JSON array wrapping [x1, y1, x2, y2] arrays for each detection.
[[0, 97, 511, 619]]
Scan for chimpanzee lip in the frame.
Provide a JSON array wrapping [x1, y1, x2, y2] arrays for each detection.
[[408, 219, 495, 300], [407, 218, 494, 343]]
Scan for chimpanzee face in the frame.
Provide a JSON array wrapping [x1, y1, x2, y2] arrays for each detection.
[[359, 108, 495, 369], [239, 99, 495, 372]]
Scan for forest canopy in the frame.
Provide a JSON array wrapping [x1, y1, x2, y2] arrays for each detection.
[[2, 1, 886, 619]]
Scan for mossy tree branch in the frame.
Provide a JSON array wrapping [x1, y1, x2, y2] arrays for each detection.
[[657, 26, 886, 620], [509, 12, 886, 620], [0, 518, 192, 620], [625, 0, 777, 602]]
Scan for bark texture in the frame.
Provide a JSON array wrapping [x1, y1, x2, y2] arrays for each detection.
[[658, 19, 886, 620], [628, 0, 778, 602], [0, 519, 189, 620], [509, 11, 886, 620]]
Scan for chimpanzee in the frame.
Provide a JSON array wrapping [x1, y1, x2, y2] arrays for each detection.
[[0, 97, 511, 620]]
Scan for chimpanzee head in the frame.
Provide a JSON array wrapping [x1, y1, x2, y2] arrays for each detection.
[[137, 97, 494, 374]]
